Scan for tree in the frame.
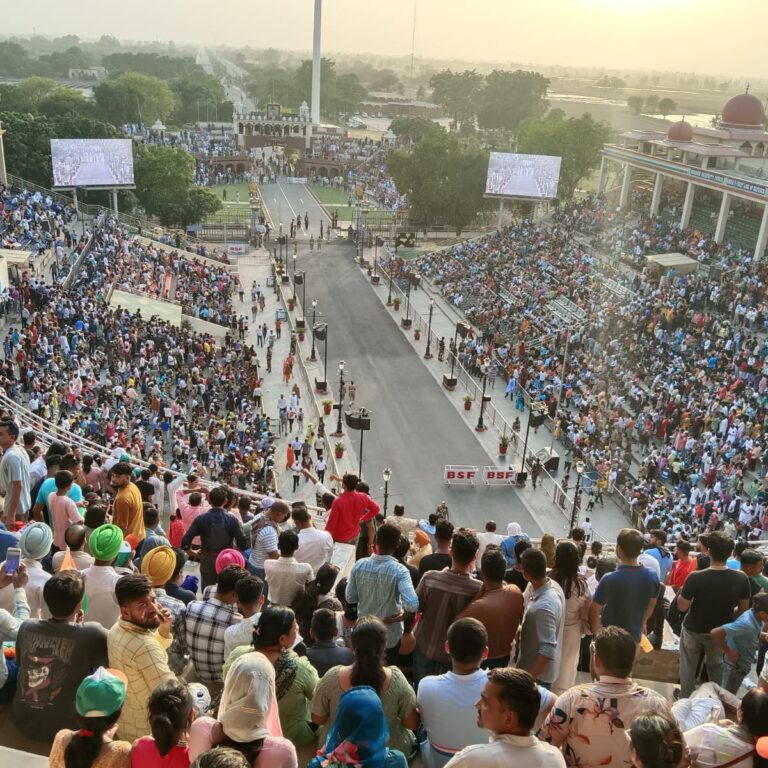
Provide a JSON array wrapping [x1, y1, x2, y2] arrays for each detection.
[[368, 68, 401, 92], [289, 59, 367, 117], [389, 116, 442, 143], [38, 87, 89, 118], [476, 69, 549, 133], [658, 98, 677, 118], [0, 41, 33, 77], [517, 113, 613, 200], [596, 76, 627, 90], [15, 77, 59, 111], [101, 53, 203, 80], [170, 74, 226, 124], [429, 69, 484, 129], [94, 72, 177, 125], [133, 145, 221, 227], [387, 130, 488, 235], [644, 95, 660, 113], [627, 95, 644, 115]]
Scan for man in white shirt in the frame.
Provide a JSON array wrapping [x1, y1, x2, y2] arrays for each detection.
[[445, 666, 565, 768], [264, 529, 313, 607], [476, 521, 504, 561], [390, 505, 419, 540], [80, 524, 124, 629], [292, 504, 334, 574], [223, 575, 265, 658]]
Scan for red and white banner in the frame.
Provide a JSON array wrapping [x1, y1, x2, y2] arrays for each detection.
[[444, 466, 479, 485], [482, 466, 517, 485]]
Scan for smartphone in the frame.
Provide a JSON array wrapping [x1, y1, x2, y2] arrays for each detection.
[[5, 547, 21, 575]]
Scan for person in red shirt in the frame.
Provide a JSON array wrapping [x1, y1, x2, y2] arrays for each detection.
[[325, 473, 380, 551], [667, 540, 697, 591]]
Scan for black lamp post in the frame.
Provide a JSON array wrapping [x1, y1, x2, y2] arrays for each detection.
[[292, 254, 297, 302], [333, 360, 346, 437], [570, 460, 585, 530], [310, 299, 318, 361], [386, 261, 394, 306], [424, 298, 434, 359], [382, 467, 391, 517], [475, 362, 489, 432], [301, 271, 307, 314]]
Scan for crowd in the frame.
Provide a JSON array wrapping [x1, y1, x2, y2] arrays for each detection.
[[0, 426, 766, 768], [414, 196, 768, 540]]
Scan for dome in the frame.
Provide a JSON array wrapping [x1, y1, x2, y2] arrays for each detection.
[[667, 119, 693, 142], [721, 92, 765, 129]]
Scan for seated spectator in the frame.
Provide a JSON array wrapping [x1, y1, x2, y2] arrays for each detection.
[[0, 521, 52, 619], [81, 524, 124, 629], [458, 547, 523, 668], [504, 538, 531, 591], [14, 570, 109, 741], [409, 530, 432, 569], [291, 563, 342, 642], [540, 626, 672, 768], [684, 688, 768, 768], [629, 713, 686, 768], [0, 561, 28, 704], [500, 522, 530, 568], [189, 651, 297, 768], [224, 576, 266, 659], [52, 524, 94, 572], [132, 679, 195, 768], [306, 607, 353, 677], [311, 615, 418, 757], [49, 667, 131, 768], [309, 686, 408, 768], [165, 548, 197, 605], [444, 668, 565, 768], [264, 530, 313, 608]]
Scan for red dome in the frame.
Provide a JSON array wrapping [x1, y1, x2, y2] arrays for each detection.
[[721, 92, 765, 129], [667, 120, 693, 142]]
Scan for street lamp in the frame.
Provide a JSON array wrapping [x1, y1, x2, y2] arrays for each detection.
[[333, 360, 346, 437], [475, 362, 489, 432], [382, 468, 391, 517], [570, 460, 586, 530], [310, 299, 318, 361], [386, 261, 394, 306], [424, 298, 435, 359], [292, 253, 297, 301]]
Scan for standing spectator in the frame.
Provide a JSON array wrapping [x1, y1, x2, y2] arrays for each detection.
[[518, 548, 565, 689], [325, 473, 380, 548], [346, 523, 420, 663], [48, 470, 84, 552], [111, 463, 146, 542], [0, 418, 31, 527], [292, 504, 333, 574], [390, 505, 419, 540], [588, 528, 659, 643], [181, 486, 247, 590], [265, 530, 313, 608], [418, 618, 491, 768], [14, 571, 109, 742], [414, 529, 481, 683], [247, 500, 291, 590], [444, 668, 565, 768], [540, 626, 672, 768], [504, 539, 532, 592], [107, 574, 175, 743], [677, 531, 751, 697], [500, 522, 529, 568], [458, 547, 523, 668], [476, 521, 504, 561], [418, 520, 454, 579], [176, 565, 248, 687]]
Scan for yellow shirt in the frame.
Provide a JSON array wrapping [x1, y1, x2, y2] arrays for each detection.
[[112, 482, 145, 541]]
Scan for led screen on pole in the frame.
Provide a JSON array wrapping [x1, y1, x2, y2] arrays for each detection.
[[51, 139, 135, 188], [485, 152, 562, 200]]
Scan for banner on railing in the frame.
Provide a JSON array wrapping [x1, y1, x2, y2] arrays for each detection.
[[285, 177, 307, 184], [444, 466, 479, 485], [482, 466, 517, 485], [227, 244, 247, 255]]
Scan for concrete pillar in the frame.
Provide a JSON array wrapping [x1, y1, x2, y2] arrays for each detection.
[[311, 0, 322, 125], [680, 182, 695, 229], [650, 173, 663, 216], [701, 156, 708, 169], [596, 156, 607, 195], [755, 204, 768, 261], [497, 198, 505, 230], [111, 189, 119, 220], [619, 165, 632, 209], [0, 121, 7, 186], [714, 192, 731, 243]]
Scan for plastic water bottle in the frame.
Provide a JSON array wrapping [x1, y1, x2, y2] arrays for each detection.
[[189, 683, 211, 716]]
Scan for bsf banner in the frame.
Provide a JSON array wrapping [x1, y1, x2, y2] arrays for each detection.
[[444, 466, 479, 485], [227, 244, 247, 254], [483, 466, 516, 485]]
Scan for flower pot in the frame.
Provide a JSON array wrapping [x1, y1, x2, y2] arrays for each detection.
[[414, 329, 421, 340], [499, 444, 508, 455], [371, 275, 381, 285], [401, 317, 412, 329], [323, 403, 332, 415], [287, 301, 295, 311], [464, 400, 472, 411], [298, 331, 305, 341], [443, 375, 457, 391], [393, 301, 401, 312], [335, 448, 344, 459]]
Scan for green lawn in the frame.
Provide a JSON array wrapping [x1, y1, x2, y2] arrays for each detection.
[[210, 183, 253, 207]]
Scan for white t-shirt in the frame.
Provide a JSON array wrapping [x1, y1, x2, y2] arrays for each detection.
[[296, 527, 334, 574]]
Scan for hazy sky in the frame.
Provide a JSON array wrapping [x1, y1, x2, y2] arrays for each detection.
[[5, 0, 764, 78]]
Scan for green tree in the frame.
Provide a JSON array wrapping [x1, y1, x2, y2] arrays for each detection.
[[597, 76, 627, 90], [94, 72, 177, 125], [101, 52, 203, 80], [476, 69, 549, 133], [37, 46, 91, 77], [133, 145, 221, 227], [387, 130, 488, 235], [368, 68, 401, 92], [38, 87, 89, 118], [627, 95, 644, 115], [170, 74, 226, 123], [658, 98, 677, 118], [644, 95, 660, 113], [289, 59, 367, 117], [0, 41, 33, 77], [16, 77, 59, 111], [389, 116, 442, 143], [517, 113, 613, 199], [429, 69, 484, 129]]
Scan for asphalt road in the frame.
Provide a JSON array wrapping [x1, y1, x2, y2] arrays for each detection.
[[260, 181, 543, 532]]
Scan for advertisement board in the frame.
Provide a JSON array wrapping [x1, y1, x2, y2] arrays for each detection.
[[485, 152, 561, 200]]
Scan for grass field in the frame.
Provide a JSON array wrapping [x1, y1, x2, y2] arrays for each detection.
[[309, 185, 357, 221], [210, 183, 253, 207]]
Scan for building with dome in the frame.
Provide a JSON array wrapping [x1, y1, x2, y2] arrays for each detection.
[[598, 90, 768, 259]]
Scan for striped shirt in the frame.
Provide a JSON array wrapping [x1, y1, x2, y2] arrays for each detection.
[[414, 568, 481, 662]]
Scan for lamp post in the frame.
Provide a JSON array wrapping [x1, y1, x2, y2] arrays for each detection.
[[382, 467, 391, 517], [292, 253, 297, 302], [333, 360, 346, 437], [475, 362, 489, 432], [570, 460, 585, 530], [424, 298, 434, 359], [386, 261, 394, 306], [301, 271, 307, 314], [310, 299, 318, 361]]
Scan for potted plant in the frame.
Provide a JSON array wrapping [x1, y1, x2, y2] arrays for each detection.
[[298, 330, 305, 341], [393, 297, 401, 311], [334, 441, 345, 458], [414, 328, 421, 340], [499, 435, 511, 455], [371, 273, 381, 285], [287, 297, 295, 311], [463, 394, 473, 411], [322, 399, 333, 415]]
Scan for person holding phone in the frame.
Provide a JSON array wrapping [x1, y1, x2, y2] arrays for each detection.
[[0, 560, 29, 703]]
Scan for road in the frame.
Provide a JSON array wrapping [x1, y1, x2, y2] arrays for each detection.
[[260, 181, 547, 533]]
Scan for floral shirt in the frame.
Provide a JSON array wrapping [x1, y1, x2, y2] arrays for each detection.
[[539, 677, 672, 768]]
